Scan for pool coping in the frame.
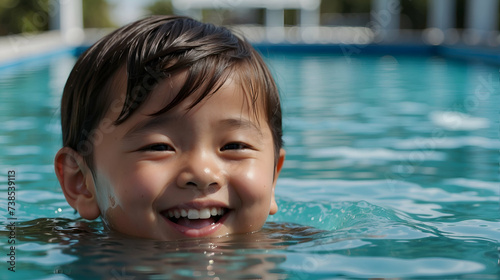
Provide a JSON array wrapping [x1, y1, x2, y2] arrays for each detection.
[[253, 43, 500, 65], [0, 29, 108, 70], [1, 31, 499, 69]]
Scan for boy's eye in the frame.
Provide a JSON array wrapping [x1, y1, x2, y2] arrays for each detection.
[[221, 142, 248, 151], [142, 143, 174, 152]]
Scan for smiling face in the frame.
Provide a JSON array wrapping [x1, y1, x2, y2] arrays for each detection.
[[83, 71, 285, 240]]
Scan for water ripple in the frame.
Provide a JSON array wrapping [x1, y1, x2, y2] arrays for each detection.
[[309, 146, 447, 161], [282, 254, 484, 278], [429, 111, 490, 131]]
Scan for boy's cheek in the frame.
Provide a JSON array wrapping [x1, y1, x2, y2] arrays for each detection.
[[97, 182, 157, 236], [232, 180, 275, 216], [97, 177, 156, 211], [92, 174, 119, 215], [102, 204, 150, 236], [235, 164, 276, 195]]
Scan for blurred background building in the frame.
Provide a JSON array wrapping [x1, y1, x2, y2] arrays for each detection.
[[0, 0, 499, 48]]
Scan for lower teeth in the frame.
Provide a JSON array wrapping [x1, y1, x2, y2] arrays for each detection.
[[169, 215, 222, 224]]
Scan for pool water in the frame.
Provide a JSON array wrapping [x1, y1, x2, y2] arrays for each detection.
[[1, 49, 499, 279]]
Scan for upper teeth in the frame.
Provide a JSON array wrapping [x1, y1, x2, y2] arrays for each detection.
[[167, 207, 225, 219]]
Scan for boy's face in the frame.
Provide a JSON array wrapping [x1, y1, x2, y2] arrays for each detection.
[[82, 71, 285, 240]]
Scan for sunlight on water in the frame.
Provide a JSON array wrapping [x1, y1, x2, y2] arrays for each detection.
[[0, 52, 499, 279]]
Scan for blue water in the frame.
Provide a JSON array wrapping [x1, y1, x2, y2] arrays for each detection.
[[0, 50, 499, 279]]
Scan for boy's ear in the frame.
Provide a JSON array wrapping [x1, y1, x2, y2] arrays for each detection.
[[269, 148, 286, 215], [54, 147, 100, 220]]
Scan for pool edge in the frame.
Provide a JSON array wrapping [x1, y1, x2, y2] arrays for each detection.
[[1, 42, 499, 69]]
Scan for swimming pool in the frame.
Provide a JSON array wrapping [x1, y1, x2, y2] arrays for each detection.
[[0, 47, 499, 279]]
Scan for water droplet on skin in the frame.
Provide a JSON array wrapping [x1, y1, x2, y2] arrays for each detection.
[[109, 196, 116, 208]]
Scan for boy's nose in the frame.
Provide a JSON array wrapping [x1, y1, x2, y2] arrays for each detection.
[[176, 151, 224, 193]]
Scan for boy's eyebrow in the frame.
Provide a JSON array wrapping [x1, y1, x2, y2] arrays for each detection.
[[122, 115, 263, 139], [219, 118, 263, 137], [123, 114, 174, 140]]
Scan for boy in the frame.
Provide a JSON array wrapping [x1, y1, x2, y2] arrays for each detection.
[[54, 15, 285, 240]]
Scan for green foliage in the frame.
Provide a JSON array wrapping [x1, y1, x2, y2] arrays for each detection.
[[0, 0, 114, 35], [0, 0, 50, 35], [401, 0, 427, 29], [321, 0, 371, 14], [145, 0, 173, 16], [284, 9, 299, 26], [82, 0, 114, 28]]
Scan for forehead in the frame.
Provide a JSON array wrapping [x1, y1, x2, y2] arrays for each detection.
[[149, 71, 264, 121], [104, 64, 267, 124], [101, 65, 128, 120]]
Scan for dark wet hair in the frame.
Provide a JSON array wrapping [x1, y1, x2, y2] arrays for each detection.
[[60, 15, 283, 169]]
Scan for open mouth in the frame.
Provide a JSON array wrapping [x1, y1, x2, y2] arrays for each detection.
[[161, 207, 228, 229]]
